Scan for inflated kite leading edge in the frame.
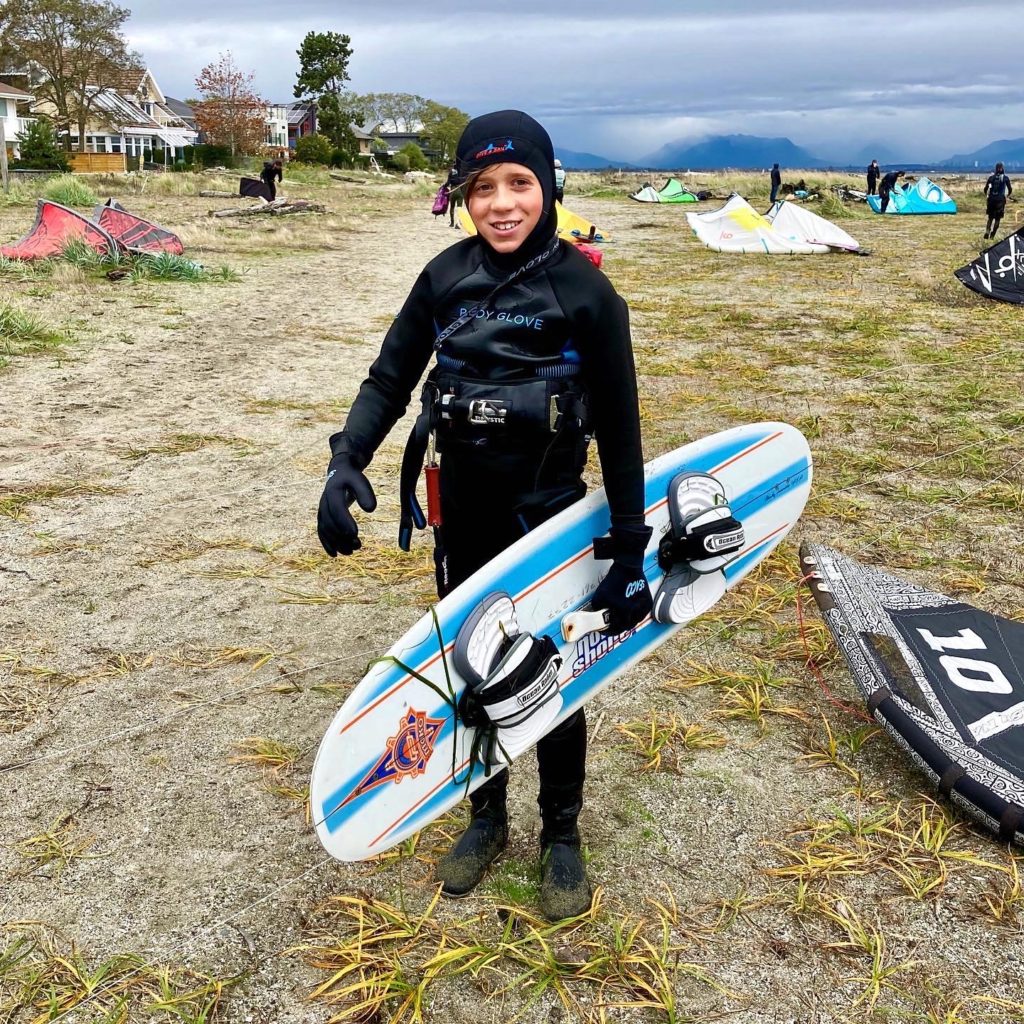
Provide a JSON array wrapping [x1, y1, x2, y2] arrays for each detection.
[[801, 542, 1024, 846]]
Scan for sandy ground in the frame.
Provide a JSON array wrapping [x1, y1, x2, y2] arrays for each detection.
[[1, 174, 1023, 1023]]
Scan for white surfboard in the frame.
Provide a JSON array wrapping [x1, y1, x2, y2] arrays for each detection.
[[311, 422, 812, 861]]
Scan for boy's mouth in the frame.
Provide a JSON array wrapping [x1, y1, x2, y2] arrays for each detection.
[[491, 220, 522, 232]]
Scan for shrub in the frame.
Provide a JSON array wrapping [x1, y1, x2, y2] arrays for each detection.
[[399, 142, 428, 172], [389, 151, 410, 174], [330, 147, 353, 169], [294, 133, 333, 165], [43, 175, 98, 207], [12, 119, 71, 172], [192, 143, 234, 169]]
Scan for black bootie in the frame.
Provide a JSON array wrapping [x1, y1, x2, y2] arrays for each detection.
[[436, 775, 508, 897], [538, 785, 592, 921]]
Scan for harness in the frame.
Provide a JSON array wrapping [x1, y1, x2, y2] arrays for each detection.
[[397, 239, 593, 551]]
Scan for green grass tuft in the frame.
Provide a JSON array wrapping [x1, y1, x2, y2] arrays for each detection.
[[42, 174, 98, 207], [0, 300, 69, 359]]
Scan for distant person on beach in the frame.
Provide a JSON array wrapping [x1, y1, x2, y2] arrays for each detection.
[[878, 169, 904, 213], [770, 163, 781, 203], [984, 162, 1013, 239], [867, 160, 880, 195], [554, 158, 565, 203], [260, 159, 283, 201], [445, 162, 464, 227]]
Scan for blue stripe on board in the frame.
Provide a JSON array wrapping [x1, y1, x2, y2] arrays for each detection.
[[320, 448, 804, 836], [395, 623, 671, 839], [349, 429, 776, 712]]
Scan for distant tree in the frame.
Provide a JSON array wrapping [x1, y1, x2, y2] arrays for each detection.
[[362, 92, 426, 133], [193, 52, 266, 158], [0, 0, 140, 151], [294, 132, 332, 165], [419, 101, 469, 166], [293, 30, 352, 99], [12, 116, 70, 170], [293, 30, 358, 159], [315, 93, 358, 162]]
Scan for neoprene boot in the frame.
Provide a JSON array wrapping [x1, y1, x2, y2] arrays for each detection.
[[436, 774, 508, 897], [538, 784, 592, 921]]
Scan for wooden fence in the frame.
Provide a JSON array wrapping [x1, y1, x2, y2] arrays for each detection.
[[69, 152, 126, 174]]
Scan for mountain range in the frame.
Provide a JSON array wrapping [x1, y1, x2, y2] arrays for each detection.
[[553, 134, 1024, 172]]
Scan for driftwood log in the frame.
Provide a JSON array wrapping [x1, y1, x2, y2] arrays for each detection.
[[198, 190, 239, 198], [207, 198, 327, 218]]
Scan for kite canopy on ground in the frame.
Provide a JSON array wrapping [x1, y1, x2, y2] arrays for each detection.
[[954, 228, 1024, 304], [867, 176, 957, 214], [687, 195, 829, 254], [93, 199, 184, 256], [802, 544, 1024, 846], [765, 200, 860, 252], [0, 200, 119, 261], [629, 178, 700, 204], [240, 177, 272, 200]]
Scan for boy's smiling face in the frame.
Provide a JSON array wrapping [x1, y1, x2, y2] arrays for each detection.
[[467, 162, 544, 254]]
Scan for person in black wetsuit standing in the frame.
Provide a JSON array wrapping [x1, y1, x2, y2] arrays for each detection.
[[984, 162, 1013, 239], [878, 169, 904, 213], [770, 163, 782, 203], [867, 160, 880, 196], [316, 109, 652, 921]]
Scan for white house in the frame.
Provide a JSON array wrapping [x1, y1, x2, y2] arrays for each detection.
[[0, 80, 36, 158], [266, 104, 288, 151], [28, 66, 197, 163]]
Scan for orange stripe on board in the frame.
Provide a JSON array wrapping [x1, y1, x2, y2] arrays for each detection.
[[518, 545, 593, 602], [369, 756, 473, 848], [339, 641, 455, 735], [711, 431, 782, 474], [740, 522, 789, 556]]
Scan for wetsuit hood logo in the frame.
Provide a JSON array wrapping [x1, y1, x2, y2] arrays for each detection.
[[473, 139, 515, 161]]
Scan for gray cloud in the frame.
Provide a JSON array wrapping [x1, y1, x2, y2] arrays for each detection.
[[126, 2, 1021, 162]]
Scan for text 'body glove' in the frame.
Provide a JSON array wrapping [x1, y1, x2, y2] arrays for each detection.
[[317, 452, 377, 557], [591, 522, 653, 634]]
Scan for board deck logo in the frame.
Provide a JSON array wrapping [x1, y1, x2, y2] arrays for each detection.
[[342, 709, 445, 806], [571, 626, 637, 678]]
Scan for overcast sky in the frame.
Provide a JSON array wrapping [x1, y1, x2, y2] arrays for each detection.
[[126, 1, 1020, 163]]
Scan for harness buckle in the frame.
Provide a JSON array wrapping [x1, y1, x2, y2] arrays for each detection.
[[467, 398, 508, 425]]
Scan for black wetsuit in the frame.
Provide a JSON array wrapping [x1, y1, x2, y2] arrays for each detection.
[[985, 173, 1012, 217], [770, 166, 781, 203], [878, 171, 901, 213], [867, 164, 880, 195], [331, 233, 645, 819], [260, 163, 282, 200]]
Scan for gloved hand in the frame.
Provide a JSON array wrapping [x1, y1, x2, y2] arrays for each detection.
[[591, 523, 653, 634], [317, 452, 377, 557]]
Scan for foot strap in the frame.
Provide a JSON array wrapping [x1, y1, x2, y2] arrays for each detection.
[[658, 506, 745, 572], [454, 593, 563, 766]]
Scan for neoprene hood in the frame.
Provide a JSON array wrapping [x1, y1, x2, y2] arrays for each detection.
[[456, 109, 558, 256]]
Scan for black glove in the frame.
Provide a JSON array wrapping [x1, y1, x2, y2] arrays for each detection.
[[591, 523, 653, 634], [317, 452, 377, 557]]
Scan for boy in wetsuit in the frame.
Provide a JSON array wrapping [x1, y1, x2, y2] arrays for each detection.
[[317, 110, 652, 921]]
